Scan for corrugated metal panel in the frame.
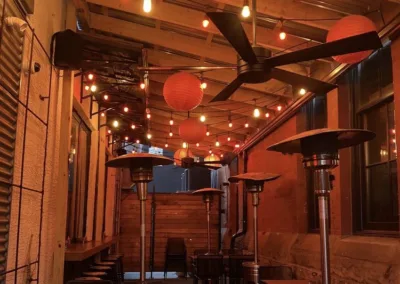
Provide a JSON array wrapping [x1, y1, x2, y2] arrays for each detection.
[[0, 0, 24, 282]]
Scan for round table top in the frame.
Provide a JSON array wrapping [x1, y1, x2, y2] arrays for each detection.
[[267, 128, 375, 155], [106, 153, 173, 168], [192, 188, 224, 195], [229, 172, 280, 183]]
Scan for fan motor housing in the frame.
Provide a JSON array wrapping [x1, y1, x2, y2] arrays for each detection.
[[238, 47, 272, 83]]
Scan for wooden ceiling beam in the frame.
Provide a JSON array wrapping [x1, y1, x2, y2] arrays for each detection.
[[210, 0, 342, 31], [87, 0, 331, 62]]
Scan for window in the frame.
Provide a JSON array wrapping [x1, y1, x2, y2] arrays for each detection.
[[66, 112, 91, 241], [302, 95, 327, 231], [348, 45, 398, 232]]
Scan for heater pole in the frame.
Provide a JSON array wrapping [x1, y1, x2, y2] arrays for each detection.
[[252, 0, 257, 46]]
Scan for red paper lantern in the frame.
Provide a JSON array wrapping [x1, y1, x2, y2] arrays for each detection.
[[163, 72, 203, 111], [174, 148, 194, 166], [204, 154, 221, 167], [179, 118, 207, 144], [327, 15, 377, 64]]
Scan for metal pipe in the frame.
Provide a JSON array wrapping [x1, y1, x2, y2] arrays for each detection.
[[252, 0, 257, 47], [137, 182, 148, 283], [206, 199, 211, 253], [253, 195, 258, 264]]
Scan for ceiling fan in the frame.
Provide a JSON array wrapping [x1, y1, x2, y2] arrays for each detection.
[[137, 9, 382, 103]]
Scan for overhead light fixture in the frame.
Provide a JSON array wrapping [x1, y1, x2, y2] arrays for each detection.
[[103, 94, 109, 100], [123, 106, 129, 112], [90, 84, 97, 92], [131, 124, 136, 129], [299, 88, 307, 96], [241, 0, 250, 18], [88, 73, 94, 80], [112, 120, 119, 128], [143, 0, 152, 13], [140, 82, 146, 89], [202, 15, 210, 28]]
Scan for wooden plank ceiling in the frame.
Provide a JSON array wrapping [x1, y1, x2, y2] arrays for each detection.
[[74, 0, 400, 157]]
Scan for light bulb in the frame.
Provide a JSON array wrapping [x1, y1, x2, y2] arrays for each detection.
[[392, 138, 396, 143], [241, 5, 250, 18], [279, 31, 287, 40], [143, 0, 151, 13], [200, 115, 206, 122], [84, 85, 90, 91], [235, 143, 240, 148], [196, 143, 200, 147], [202, 18, 209, 28], [265, 112, 270, 118], [147, 113, 151, 119], [125, 136, 129, 141], [253, 108, 260, 118], [140, 82, 145, 89], [299, 88, 307, 95], [147, 133, 152, 139], [209, 149, 212, 154], [123, 106, 129, 112], [229, 122, 233, 128], [392, 129, 396, 134], [131, 124, 136, 129], [101, 112, 105, 117], [206, 131, 210, 136], [201, 82, 207, 89], [132, 150, 136, 153], [88, 73, 94, 80], [169, 119, 174, 125], [169, 131, 173, 137], [103, 94, 109, 100], [90, 84, 97, 92], [245, 123, 249, 128], [220, 154, 224, 158], [136, 139, 140, 144], [277, 105, 282, 111], [107, 130, 111, 134], [183, 142, 187, 148], [165, 143, 168, 148], [228, 136, 231, 141], [215, 141, 220, 147], [112, 120, 119, 128]]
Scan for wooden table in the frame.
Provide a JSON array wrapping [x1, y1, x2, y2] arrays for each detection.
[[65, 236, 118, 262]]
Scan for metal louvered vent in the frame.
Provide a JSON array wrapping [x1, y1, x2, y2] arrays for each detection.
[[0, 0, 25, 281]]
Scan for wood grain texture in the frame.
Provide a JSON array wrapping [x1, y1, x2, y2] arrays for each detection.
[[119, 192, 220, 271]]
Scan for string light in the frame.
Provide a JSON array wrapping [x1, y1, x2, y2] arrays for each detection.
[[90, 84, 97, 92], [235, 143, 240, 148], [147, 113, 151, 119], [147, 132, 152, 140], [228, 112, 232, 127], [202, 15, 210, 28], [200, 114, 206, 122], [131, 124, 136, 129], [245, 122, 249, 128], [123, 106, 129, 112], [196, 143, 200, 147], [183, 142, 188, 149], [88, 73, 94, 80], [107, 130, 111, 134], [220, 154, 224, 158], [206, 125, 210, 136], [103, 94, 109, 100], [143, 0, 152, 13], [112, 120, 119, 128], [169, 127, 173, 137], [101, 112, 105, 117], [227, 134, 231, 141], [299, 88, 307, 95], [136, 139, 140, 144], [392, 129, 396, 134], [125, 136, 129, 141], [241, 0, 250, 18], [209, 148, 212, 154], [201, 81, 207, 90], [253, 99, 260, 118], [229, 121, 233, 128], [265, 112, 270, 118], [170, 112, 174, 125], [279, 31, 287, 40], [165, 143, 168, 148], [215, 137, 220, 147], [277, 105, 282, 111], [84, 85, 90, 91], [140, 82, 146, 89]]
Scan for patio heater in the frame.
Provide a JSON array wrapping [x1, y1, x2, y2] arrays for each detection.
[[192, 188, 224, 253], [228, 172, 280, 284], [267, 128, 375, 284], [106, 153, 173, 283]]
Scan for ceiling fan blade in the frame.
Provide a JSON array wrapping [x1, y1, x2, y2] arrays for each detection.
[[265, 31, 382, 67], [270, 68, 337, 94], [209, 77, 243, 103], [207, 12, 258, 64]]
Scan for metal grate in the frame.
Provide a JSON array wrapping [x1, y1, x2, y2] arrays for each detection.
[[0, 0, 24, 282]]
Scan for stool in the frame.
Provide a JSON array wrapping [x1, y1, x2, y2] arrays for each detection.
[[267, 128, 375, 284], [103, 254, 124, 282], [82, 271, 107, 278]]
